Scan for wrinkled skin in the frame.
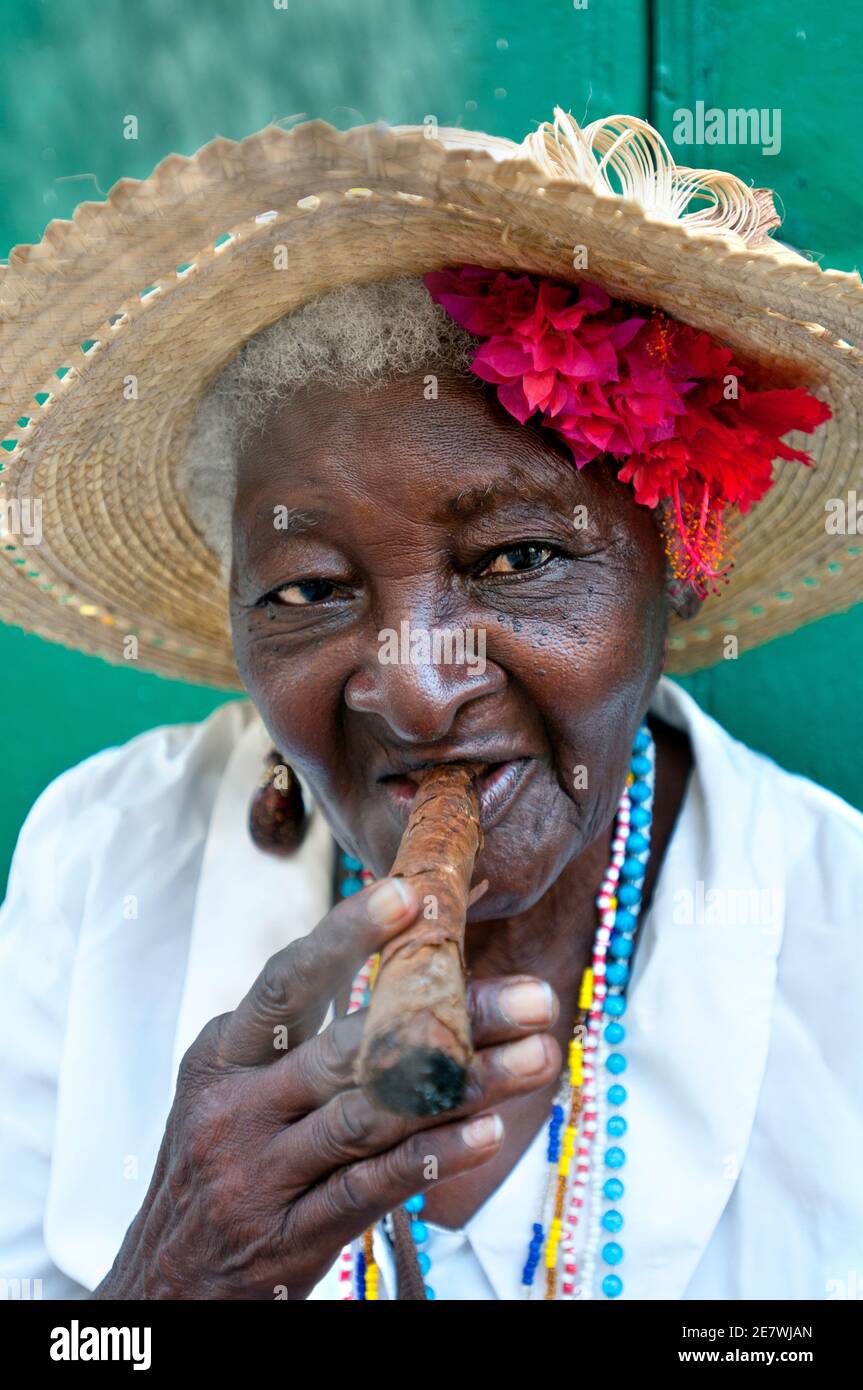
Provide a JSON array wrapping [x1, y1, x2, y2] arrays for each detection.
[[95, 366, 692, 1299]]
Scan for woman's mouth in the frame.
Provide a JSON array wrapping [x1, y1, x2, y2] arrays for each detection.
[[381, 758, 534, 829]]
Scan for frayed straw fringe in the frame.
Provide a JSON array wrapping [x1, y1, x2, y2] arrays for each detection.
[[521, 110, 781, 245]]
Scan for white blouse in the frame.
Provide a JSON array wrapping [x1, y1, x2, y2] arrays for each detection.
[[1, 678, 861, 1301]]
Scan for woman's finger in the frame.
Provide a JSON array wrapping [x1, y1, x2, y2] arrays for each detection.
[[285, 1111, 506, 1289], [217, 877, 418, 1066], [272, 1031, 561, 1195], [466, 974, 559, 1047]]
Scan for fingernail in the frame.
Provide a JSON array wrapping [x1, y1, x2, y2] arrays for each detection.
[[462, 1113, 503, 1149], [499, 980, 554, 1026], [367, 877, 412, 926], [500, 1035, 548, 1077]]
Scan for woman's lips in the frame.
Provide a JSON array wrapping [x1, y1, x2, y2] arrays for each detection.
[[381, 758, 534, 829]]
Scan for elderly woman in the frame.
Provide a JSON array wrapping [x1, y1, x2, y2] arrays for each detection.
[[0, 110, 861, 1303]]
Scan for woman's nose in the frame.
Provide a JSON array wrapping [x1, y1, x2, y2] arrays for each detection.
[[344, 619, 504, 743]]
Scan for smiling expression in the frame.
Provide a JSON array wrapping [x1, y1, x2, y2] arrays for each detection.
[[229, 364, 669, 918]]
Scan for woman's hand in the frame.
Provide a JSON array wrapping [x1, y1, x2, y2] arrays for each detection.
[[92, 878, 561, 1300]]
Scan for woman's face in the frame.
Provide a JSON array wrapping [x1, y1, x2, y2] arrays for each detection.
[[230, 364, 668, 918]]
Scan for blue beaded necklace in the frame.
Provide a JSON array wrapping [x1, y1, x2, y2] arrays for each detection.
[[339, 723, 655, 1300]]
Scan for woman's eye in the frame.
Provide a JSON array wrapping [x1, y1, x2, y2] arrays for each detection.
[[266, 578, 336, 606], [481, 543, 556, 576]]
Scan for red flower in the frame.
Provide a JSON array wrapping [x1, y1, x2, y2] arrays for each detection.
[[424, 266, 832, 595]]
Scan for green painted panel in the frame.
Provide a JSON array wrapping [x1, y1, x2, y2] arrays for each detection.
[[653, 0, 863, 807], [443, 0, 649, 140], [0, 0, 648, 248], [652, 1, 863, 271]]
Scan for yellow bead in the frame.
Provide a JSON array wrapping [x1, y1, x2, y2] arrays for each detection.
[[578, 968, 594, 1011]]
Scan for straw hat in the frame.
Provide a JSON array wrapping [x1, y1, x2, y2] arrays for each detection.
[[1, 110, 861, 687]]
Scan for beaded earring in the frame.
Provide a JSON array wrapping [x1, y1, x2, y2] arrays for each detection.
[[248, 748, 308, 856]]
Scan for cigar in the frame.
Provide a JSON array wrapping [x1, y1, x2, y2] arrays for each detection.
[[355, 763, 484, 1117]]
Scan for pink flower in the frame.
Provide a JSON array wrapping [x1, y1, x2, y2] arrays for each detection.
[[424, 265, 832, 595]]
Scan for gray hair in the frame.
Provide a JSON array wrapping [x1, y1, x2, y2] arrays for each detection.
[[176, 275, 477, 579]]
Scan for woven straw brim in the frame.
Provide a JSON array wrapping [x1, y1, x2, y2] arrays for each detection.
[[1, 120, 861, 687]]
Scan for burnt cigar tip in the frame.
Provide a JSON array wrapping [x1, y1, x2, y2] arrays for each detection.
[[369, 1049, 468, 1117]]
